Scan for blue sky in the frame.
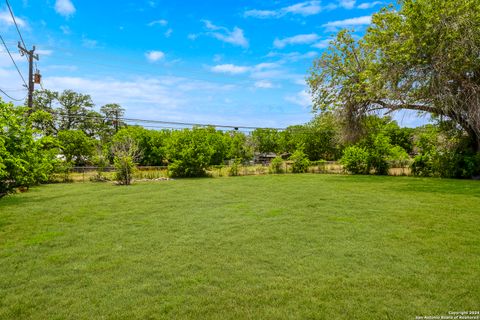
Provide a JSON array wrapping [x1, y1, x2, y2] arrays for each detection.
[[0, 0, 426, 128]]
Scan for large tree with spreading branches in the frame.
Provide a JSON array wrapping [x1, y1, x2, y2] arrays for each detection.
[[307, 0, 480, 151]]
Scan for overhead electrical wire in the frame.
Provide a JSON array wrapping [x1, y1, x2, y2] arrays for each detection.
[[0, 34, 28, 87], [42, 111, 327, 134], [48, 112, 285, 131], [5, 0, 26, 49], [0, 88, 25, 101], [5, 0, 43, 89]]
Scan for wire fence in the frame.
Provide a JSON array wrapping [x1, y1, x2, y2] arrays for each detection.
[[60, 162, 411, 183]]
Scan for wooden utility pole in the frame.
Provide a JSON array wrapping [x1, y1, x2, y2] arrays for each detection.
[[18, 42, 39, 112]]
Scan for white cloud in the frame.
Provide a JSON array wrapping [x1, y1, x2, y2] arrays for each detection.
[[36, 49, 53, 56], [285, 90, 312, 108], [202, 20, 249, 48], [254, 80, 274, 89], [187, 34, 198, 40], [213, 27, 248, 48], [203, 20, 220, 31], [145, 51, 165, 62], [245, 1, 322, 19], [339, 0, 356, 9], [211, 64, 250, 75], [82, 38, 98, 48], [357, 1, 382, 9], [0, 48, 23, 68], [60, 25, 71, 34], [323, 15, 372, 29], [54, 0, 76, 17], [266, 51, 318, 62], [283, 1, 322, 16], [202, 20, 248, 48], [148, 19, 168, 27], [210, 62, 284, 79], [0, 10, 27, 28], [165, 28, 173, 37], [39, 74, 239, 124], [273, 33, 320, 49], [244, 10, 278, 18], [312, 38, 334, 49]]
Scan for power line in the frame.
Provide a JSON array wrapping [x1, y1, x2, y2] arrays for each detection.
[[46, 111, 269, 130], [49, 112, 286, 131], [44, 111, 324, 133], [4, 0, 43, 100], [0, 88, 25, 101], [0, 34, 28, 87], [5, 0, 26, 49]]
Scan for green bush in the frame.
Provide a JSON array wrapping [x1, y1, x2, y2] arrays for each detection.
[[367, 134, 392, 175], [411, 154, 433, 177], [290, 149, 310, 173], [0, 101, 57, 196], [388, 146, 411, 168], [229, 159, 241, 176], [269, 156, 284, 174], [340, 146, 370, 174], [111, 136, 140, 185], [113, 155, 136, 185], [412, 150, 480, 178]]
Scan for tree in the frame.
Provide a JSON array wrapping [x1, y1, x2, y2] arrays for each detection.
[[57, 90, 95, 131], [31, 89, 97, 136], [57, 130, 96, 166], [165, 128, 215, 177], [251, 128, 281, 153], [100, 103, 126, 139], [0, 100, 57, 196], [307, 0, 480, 151], [227, 131, 253, 162], [112, 126, 169, 166]]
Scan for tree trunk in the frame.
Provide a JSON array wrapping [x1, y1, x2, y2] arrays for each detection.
[[464, 126, 480, 152]]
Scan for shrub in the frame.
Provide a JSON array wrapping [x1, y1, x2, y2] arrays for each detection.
[[411, 153, 434, 177], [113, 155, 136, 185], [0, 102, 57, 196], [340, 146, 370, 174], [412, 150, 480, 179], [269, 156, 284, 174], [367, 134, 392, 175], [388, 146, 411, 168], [111, 136, 140, 185], [166, 129, 214, 178], [290, 149, 310, 173], [229, 159, 241, 176]]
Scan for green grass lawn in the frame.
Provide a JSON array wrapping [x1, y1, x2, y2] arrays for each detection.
[[0, 175, 479, 319]]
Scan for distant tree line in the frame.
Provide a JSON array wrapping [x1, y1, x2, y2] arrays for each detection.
[[2, 0, 480, 195], [1, 86, 479, 196]]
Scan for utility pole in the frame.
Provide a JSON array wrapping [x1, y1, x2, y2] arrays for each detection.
[[18, 42, 39, 113]]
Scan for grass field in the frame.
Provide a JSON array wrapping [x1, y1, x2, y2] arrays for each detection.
[[0, 175, 479, 319]]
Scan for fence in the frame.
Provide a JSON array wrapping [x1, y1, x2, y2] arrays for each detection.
[[61, 162, 411, 183]]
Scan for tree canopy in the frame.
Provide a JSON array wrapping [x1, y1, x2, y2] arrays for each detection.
[[307, 0, 480, 150]]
